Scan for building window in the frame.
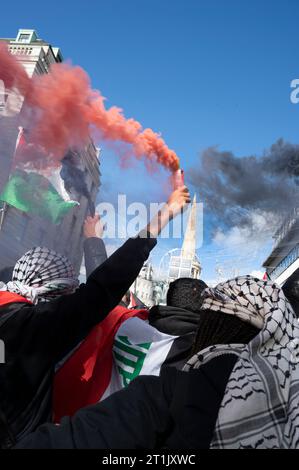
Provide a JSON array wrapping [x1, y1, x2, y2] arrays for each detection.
[[270, 244, 299, 280], [18, 33, 31, 43]]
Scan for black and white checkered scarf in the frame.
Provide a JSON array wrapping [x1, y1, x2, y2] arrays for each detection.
[[0, 247, 79, 304], [184, 275, 299, 449]]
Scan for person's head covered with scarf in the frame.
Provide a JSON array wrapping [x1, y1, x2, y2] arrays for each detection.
[[188, 275, 271, 356], [0, 247, 79, 305], [185, 276, 299, 448]]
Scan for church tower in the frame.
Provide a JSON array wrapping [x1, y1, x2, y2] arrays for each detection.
[[168, 194, 201, 281]]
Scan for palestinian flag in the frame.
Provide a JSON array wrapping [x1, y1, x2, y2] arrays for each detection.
[[0, 128, 78, 224], [53, 305, 186, 423]]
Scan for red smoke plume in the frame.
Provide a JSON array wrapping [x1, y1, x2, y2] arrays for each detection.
[[0, 44, 32, 95], [0, 44, 179, 171]]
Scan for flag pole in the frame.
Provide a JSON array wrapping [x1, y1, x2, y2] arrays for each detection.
[[0, 127, 23, 232], [0, 202, 7, 231]]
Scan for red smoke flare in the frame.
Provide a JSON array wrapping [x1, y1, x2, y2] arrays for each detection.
[[0, 44, 180, 172]]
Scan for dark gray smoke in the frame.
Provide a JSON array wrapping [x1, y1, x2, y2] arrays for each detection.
[[189, 139, 299, 233]]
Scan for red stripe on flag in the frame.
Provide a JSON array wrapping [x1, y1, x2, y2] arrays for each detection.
[[53, 305, 148, 423]]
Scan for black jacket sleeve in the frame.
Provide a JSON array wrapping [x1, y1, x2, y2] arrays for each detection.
[[7, 234, 156, 365], [15, 372, 176, 449], [15, 354, 238, 449], [83, 237, 108, 278], [167, 353, 238, 448]]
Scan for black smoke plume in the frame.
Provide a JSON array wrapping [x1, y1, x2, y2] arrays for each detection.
[[189, 139, 299, 234]]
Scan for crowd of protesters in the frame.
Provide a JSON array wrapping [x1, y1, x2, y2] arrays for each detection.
[[0, 185, 299, 449]]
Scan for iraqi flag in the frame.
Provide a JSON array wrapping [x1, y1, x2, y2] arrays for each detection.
[[100, 316, 179, 401], [53, 306, 180, 422]]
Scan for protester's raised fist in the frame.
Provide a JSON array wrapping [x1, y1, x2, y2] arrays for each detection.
[[83, 214, 103, 238], [145, 186, 191, 238], [166, 186, 191, 219]]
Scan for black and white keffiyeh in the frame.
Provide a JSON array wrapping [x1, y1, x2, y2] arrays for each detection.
[[184, 275, 299, 449], [0, 247, 79, 304]]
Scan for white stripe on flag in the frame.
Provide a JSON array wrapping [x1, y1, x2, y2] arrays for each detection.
[[101, 317, 177, 401]]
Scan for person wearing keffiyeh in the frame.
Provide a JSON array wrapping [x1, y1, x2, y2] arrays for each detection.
[[0, 247, 79, 304], [185, 275, 299, 449], [0, 238, 157, 449], [15, 275, 299, 449], [0, 185, 190, 449]]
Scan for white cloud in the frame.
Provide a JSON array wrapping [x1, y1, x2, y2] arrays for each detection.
[[213, 210, 280, 253]]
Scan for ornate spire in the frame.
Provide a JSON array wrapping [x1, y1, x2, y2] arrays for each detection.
[[181, 194, 197, 259]]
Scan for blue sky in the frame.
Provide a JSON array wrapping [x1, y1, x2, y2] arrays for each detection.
[[2, 0, 299, 282]]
